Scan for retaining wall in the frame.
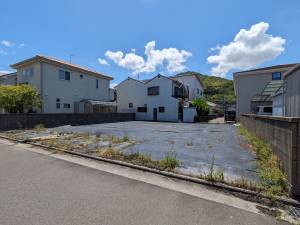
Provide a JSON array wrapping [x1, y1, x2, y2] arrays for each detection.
[[0, 113, 135, 131], [240, 114, 300, 198]]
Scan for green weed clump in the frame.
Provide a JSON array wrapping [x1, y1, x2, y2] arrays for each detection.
[[122, 135, 129, 142], [238, 125, 288, 197], [159, 152, 180, 171], [98, 148, 180, 172], [34, 123, 45, 133]]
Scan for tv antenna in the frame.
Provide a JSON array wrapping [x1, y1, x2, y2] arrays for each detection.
[[69, 54, 74, 63]]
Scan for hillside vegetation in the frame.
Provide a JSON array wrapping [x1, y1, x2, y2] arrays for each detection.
[[176, 71, 236, 105]]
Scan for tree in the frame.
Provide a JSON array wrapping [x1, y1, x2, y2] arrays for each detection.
[[0, 85, 42, 113], [192, 97, 210, 116]]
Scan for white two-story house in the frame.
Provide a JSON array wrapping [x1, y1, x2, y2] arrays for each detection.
[[116, 74, 190, 122], [10, 55, 113, 113], [171, 72, 204, 100]]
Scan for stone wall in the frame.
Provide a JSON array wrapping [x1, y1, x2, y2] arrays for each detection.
[[240, 114, 300, 197], [0, 113, 135, 131]]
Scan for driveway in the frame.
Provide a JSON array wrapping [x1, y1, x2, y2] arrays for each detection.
[[0, 140, 288, 225], [52, 121, 257, 181]]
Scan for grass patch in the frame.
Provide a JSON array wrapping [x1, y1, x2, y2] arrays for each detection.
[[34, 124, 45, 133], [238, 125, 288, 197], [122, 134, 129, 142], [98, 148, 180, 171], [198, 156, 225, 182]]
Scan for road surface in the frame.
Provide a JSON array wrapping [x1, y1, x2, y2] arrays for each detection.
[[0, 139, 289, 225]]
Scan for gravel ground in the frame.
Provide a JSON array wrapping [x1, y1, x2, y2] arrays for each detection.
[[49, 121, 257, 181]]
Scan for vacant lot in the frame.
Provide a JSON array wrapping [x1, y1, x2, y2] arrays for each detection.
[[48, 121, 257, 181]]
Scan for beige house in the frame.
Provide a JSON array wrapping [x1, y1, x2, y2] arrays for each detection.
[[233, 64, 297, 119], [10, 55, 113, 113]]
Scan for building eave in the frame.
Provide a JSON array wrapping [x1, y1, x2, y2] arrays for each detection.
[[11, 55, 113, 80]]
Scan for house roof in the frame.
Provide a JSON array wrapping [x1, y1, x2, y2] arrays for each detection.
[[234, 63, 298, 76], [115, 74, 185, 88], [11, 55, 113, 80], [251, 80, 284, 102], [282, 63, 300, 79], [171, 72, 205, 88], [0, 72, 17, 77]]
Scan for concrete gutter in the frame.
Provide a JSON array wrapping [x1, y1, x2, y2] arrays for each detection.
[[1, 134, 299, 208]]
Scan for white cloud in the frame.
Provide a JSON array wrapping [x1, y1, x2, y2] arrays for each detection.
[[1, 40, 14, 47], [207, 22, 286, 77], [104, 41, 192, 75], [97, 58, 110, 66], [0, 70, 13, 74], [19, 43, 26, 47], [110, 82, 118, 88]]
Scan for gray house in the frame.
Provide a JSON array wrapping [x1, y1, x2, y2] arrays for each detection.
[[283, 64, 300, 117], [233, 64, 297, 119], [0, 72, 17, 85]]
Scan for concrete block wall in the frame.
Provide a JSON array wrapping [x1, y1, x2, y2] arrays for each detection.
[[240, 114, 300, 198], [0, 113, 135, 131]]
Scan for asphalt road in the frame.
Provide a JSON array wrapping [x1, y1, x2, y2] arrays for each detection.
[[0, 141, 289, 225]]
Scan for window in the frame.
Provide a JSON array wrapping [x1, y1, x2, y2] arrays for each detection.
[[129, 103, 133, 108], [80, 74, 84, 79], [56, 103, 60, 109], [272, 72, 281, 80], [197, 88, 200, 95], [65, 71, 70, 80], [96, 79, 99, 89], [59, 70, 71, 81], [137, 107, 147, 112], [22, 67, 34, 80], [263, 107, 272, 113], [63, 103, 71, 109], [159, 107, 165, 113], [56, 98, 60, 102], [147, 86, 159, 96]]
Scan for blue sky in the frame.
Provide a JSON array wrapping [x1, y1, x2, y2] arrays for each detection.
[[0, 0, 299, 85]]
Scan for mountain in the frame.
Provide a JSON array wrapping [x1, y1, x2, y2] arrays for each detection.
[[176, 71, 236, 105]]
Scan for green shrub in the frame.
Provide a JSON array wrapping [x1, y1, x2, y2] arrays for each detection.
[[191, 97, 209, 116], [0, 84, 41, 113]]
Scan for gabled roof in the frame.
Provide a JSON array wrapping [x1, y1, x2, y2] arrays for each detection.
[[116, 74, 185, 88], [283, 63, 300, 79], [171, 72, 205, 88], [11, 55, 113, 80]]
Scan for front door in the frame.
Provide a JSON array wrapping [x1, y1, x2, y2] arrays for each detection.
[[153, 108, 158, 121]]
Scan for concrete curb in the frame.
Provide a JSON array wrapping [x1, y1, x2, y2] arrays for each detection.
[[1, 135, 299, 208]]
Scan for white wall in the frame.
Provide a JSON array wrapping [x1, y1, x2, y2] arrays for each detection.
[[41, 63, 110, 113], [116, 76, 180, 122], [173, 75, 203, 100], [16, 62, 111, 113]]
